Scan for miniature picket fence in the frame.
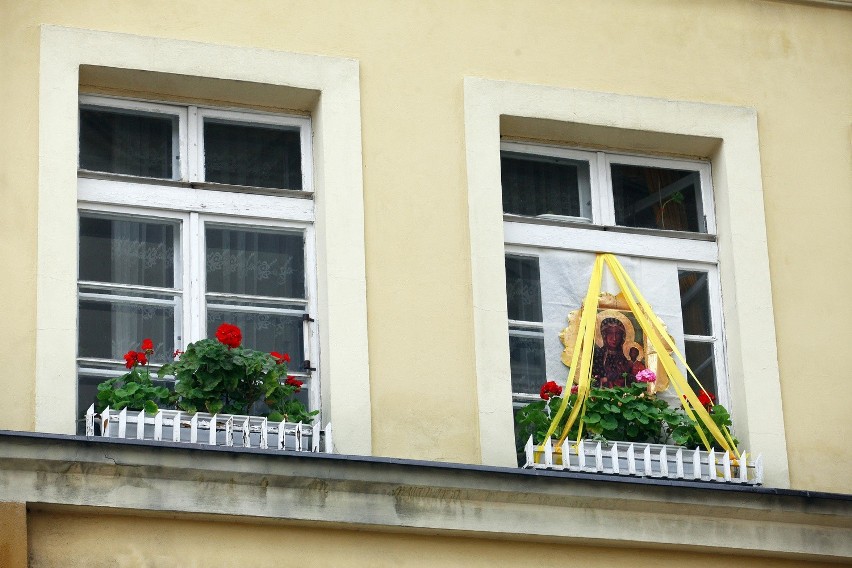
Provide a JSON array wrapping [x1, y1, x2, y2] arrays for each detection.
[[524, 436, 763, 485], [85, 404, 332, 453]]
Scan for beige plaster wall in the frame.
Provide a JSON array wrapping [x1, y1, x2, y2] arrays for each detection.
[[0, 503, 27, 568], [27, 510, 841, 568], [1, 0, 850, 491]]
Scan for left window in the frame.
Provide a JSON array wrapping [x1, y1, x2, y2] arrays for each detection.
[[76, 95, 319, 431]]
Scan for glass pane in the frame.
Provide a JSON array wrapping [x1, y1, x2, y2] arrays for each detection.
[[79, 216, 176, 288], [505, 255, 542, 322], [611, 164, 703, 232], [509, 330, 546, 395], [684, 340, 717, 396], [206, 227, 305, 299], [679, 270, 712, 336], [207, 309, 304, 369], [78, 298, 175, 363], [79, 107, 175, 178], [501, 152, 590, 218], [203, 120, 302, 189]]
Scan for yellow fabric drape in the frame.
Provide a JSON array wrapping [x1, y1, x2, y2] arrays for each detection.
[[537, 253, 739, 458]]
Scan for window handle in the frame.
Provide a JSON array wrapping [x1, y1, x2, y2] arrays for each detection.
[[302, 359, 317, 372], [303, 314, 315, 323]]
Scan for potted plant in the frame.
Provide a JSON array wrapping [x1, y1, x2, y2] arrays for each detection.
[[93, 324, 318, 445], [515, 372, 736, 452]]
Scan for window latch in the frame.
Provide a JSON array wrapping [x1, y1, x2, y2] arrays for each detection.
[[303, 314, 315, 323], [302, 360, 317, 372]]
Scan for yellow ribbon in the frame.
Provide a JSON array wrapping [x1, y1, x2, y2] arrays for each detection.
[[537, 253, 739, 459]]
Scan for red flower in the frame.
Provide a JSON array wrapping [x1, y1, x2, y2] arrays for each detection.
[[140, 338, 154, 353], [215, 323, 242, 348], [539, 381, 563, 400], [136, 351, 148, 366], [285, 376, 304, 392], [698, 390, 716, 408], [123, 350, 138, 369], [271, 351, 291, 365], [570, 384, 579, 394], [173, 349, 183, 359]]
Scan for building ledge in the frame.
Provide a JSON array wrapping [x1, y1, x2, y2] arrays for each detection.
[[0, 430, 850, 561]]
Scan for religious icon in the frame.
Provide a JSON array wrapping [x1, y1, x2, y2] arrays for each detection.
[[559, 292, 672, 391]]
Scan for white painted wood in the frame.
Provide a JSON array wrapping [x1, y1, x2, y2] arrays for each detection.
[[190, 414, 198, 444], [709, 450, 718, 481], [659, 447, 668, 477], [504, 221, 718, 264], [325, 423, 333, 453], [723, 452, 732, 481], [643, 444, 652, 476], [739, 452, 748, 483], [692, 448, 702, 480], [277, 421, 286, 450], [594, 442, 603, 471], [208, 415, 217, 446], [755, 454, 764, 485], [79, 178, 315, 222], [577, 440, 585, 469], [85, 404, 95, 436], [224, 416, 233, 447], [135, 410, 145, 440], [544, 438, 554, 468], [675, 448, 684, 479], [172, 411, 182, 442], [627, 443, 636, 475], [118, 408, 127, 439], [154, 411, 163, 441], [610, 442, 619, 474]]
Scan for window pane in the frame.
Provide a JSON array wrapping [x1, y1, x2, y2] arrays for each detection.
[[78, 299, 175, 363], [684, 340, 716, 396], [207, 309, 304, 369], [509, 331, 546, 395], [611, 164, 703, 232], [206, 227, 305, 299], [501, 153, 590, 218], [79, 107, 175, 178], [203, 120, 302, 190], [679, 270, 712, 336], [79, 216, 176, 288], [505, 256, 543, 322]]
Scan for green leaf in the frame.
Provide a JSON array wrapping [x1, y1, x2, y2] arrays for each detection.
[[584, 412, 601, 424], [600, 416, 618, 431], [143, 400, 159, 414]]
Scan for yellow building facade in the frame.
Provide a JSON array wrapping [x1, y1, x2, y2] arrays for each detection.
[[1, 0, 851, 565]]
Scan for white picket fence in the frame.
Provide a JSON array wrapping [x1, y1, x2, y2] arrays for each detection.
[[86, 404, 332, 453], [524, 437, 763, 485]]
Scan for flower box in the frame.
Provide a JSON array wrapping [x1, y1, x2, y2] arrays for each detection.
[[86, 404, 332, 453], [523, 436, 762, 485]]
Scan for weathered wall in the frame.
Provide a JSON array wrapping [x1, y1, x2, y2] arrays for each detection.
[[0, 0, 850, 491], [0, 502, 27, 568], [27, 509, 842, 568]]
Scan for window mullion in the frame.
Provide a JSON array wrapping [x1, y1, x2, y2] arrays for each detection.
[[187, 105, 200, 182], [187, 212, 204, 343], [595, 152, 616, 226]]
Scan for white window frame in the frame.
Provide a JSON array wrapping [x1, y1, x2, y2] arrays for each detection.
[[76, 95, 321, 421], [501, 142, 728, 408], [464, 78, 788, 486]]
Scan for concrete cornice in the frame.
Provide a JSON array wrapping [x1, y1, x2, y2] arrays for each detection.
[[0, 431, 850, 561]]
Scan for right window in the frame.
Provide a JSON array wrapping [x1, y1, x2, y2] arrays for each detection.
[[501, 142, 726, 411]]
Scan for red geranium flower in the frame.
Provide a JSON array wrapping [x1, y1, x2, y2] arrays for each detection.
[[173, 349, 184, 359], [136, 351, 148, 366], [271, 351, 291, 364], [215, 323, 242, 348], [570, 384, 579, 394], [123, 350, 138, 369], [285, 376, 303, 392], [539, 381, 563, 400], [698, 390, 716, 408], [140, 338, 154, 353]]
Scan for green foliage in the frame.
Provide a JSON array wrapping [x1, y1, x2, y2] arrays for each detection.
[[670, 403, 737, 450], [96, 366, 170, 414], [515, 383, 736, 451], [158, 339, 317, 424]]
